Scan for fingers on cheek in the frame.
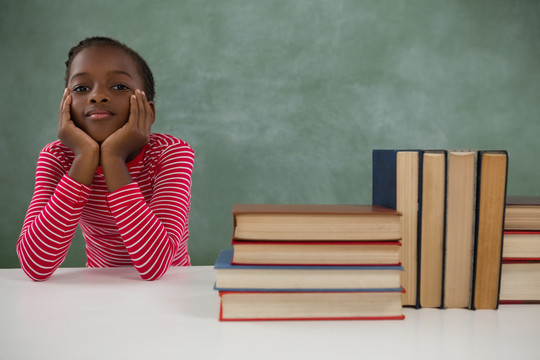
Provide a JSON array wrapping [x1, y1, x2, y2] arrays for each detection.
[[138, 92, 146, 121], [63, 96, 71, 117], [131, 95, 138, 121]]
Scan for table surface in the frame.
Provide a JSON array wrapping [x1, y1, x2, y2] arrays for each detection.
[[2, 266, 540, 360]]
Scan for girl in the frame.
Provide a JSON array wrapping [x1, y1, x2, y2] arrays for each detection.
[[17, 37, 195, 281]]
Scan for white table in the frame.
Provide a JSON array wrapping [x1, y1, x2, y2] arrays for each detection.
[[2, 266, 540, 360]]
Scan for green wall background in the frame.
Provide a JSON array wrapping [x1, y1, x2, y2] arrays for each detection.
[[1, 0, 539, 268]]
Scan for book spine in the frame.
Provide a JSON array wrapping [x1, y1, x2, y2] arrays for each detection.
[[471, 151, 508, 310], [415, 151, 424, 309], [440, 150, 448, 309], [494, 150, 509, 310]]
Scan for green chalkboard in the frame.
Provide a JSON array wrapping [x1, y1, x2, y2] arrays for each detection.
[[1, 0, 539, 268]]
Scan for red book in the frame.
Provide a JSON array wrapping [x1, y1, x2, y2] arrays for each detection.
[[218, 289, 405, 321], [503, 231, 540, 261], [500, 260, 540, 304]]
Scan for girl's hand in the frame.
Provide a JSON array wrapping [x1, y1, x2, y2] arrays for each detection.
[[100, 89, 154, 163], [57, 88, 99, 185], [100, 89, 154, 192], [57, 88, 100, 157]]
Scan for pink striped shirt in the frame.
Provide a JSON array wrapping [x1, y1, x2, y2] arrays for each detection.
[[17, 133, 194, 281]]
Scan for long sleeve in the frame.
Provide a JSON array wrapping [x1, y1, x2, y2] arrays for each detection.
[[17, 150, 91, 281], [106, 142, 194, 280]]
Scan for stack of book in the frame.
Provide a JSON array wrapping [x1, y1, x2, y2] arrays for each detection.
[[214, 204, 405, 321], [500, 196, 540, 304], [372, 149, 508, 309]]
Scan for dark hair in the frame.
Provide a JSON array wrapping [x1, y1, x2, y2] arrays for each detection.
[[65, 36, 155, 101]]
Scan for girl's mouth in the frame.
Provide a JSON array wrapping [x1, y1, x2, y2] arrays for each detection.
[[87, 109, 113, 120]]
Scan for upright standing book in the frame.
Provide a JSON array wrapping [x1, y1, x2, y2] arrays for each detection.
[[373, 149, 421, 307], [419, 151, 446, 308], [443, 151, 477, 309], [471, 151, 508, 310]]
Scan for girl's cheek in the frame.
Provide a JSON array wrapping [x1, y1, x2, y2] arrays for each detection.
[[70, 98, 83, 115]]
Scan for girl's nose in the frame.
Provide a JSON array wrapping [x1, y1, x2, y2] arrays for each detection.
[[89, 87, 110, 103]]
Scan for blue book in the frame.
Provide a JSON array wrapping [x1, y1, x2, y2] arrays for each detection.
[[214, 249, 403, 292], [372, 149, 422, 308], [372, 149, 399, 209]]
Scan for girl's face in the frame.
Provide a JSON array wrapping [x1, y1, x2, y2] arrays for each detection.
[[67, 45, 151, 143]]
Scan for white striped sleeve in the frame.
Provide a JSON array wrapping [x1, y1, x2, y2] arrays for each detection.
[[17, 151, 91, 281], [106, 142, 194, 280]]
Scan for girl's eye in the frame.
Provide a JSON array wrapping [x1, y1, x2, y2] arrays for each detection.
[[73, 85, 90, 92], [113, 84, 130, 91]]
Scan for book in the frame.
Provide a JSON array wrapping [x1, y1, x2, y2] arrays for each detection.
[[372, 149, 421, 307], [501, 197, 540, 305], [218, 289, 405, 321], [505, 196, 540, 231], [503, 231, 540, 260], [215, 249, 403, 290], [471, 151, 508, 310], [231, 240, 402, 266], [232, 204, 402, 241], [419, 151, 446, 308], [443, 151, 477, 309], [500, 261, 540, 304]]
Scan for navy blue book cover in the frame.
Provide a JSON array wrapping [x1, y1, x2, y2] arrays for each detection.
[[372, 150, 398, 209], [214, 249, 405, 292]]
